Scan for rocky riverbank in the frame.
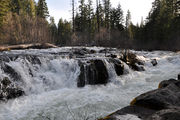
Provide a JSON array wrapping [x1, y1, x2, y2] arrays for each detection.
[[100, 74, 180, 120]]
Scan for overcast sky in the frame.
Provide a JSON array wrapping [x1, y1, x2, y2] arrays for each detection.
[[36, 0, 154, 24]]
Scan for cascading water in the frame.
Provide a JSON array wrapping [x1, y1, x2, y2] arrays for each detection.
[[0, 47, 180, 120]]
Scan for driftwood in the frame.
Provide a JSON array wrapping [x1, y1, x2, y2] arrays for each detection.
[[0, 43, 58, 51]]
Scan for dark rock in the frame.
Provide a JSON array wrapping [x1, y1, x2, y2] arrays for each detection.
[[1, 77, 11, 87], [146, 108, 180, 120], [131, 82, 180, 110], [78, 59, 109, 87], [73, 48, 94, 56], [109, 58, 124, 76], [6, 87, 24, 99], [107, 54, 117, 58], [77, 63, 86, 87], [2, 63, 21, 81], [88, 60, 109, 85], [178, 74, 180, 80], [0, 77, 24, 101], [120, 50, 145, 71], [99, 106, 156, 120], [131, 64, 145, 71], [158, 79, 178, 88], [151, 59, 158, 66], [25, 55, 41, 65], [101, 78, 180, 120], [99, 49, 107, 53], [90, 49, 96, 54]]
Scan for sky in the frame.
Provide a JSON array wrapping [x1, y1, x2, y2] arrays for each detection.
[[36, 0, 154, 24]]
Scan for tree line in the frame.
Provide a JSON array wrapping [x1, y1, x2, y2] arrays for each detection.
[[0, 0, 180, 50], [0, 0, 55, 45]]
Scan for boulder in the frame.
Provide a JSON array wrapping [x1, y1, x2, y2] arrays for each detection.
[[77, 63, 86, 87], [99, 106, 156, 120], [158, 79, 178, 88], [120, 50, 145, 71], [109, 58, 124, 76], [151, 59, 158, 66], [130, 82, 180, 110], [146, 108, 180, 120], [78, 59, 109, 87], [100, 77, 180, 120]]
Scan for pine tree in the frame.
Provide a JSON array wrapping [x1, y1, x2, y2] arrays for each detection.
[[125, 10, 131, 29], [103, 0, 111, 29], [116, 3, 124, 30], [87, 0, 94, 43], [37, 0, 49, 18], [27, 0, 36, 17], [72, 0, 75, 32], [10, 0, 22, 14], [49, 17, 57, 43]]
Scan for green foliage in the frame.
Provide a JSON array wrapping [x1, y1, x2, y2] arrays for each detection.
[[36, 0, 49, 18], [57, 19, 72, 45], [0, 0, 10, 27]]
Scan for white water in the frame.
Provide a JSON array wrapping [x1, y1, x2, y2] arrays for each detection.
[[0, 47, 180, 120]]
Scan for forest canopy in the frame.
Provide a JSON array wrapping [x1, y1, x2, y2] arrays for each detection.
[[0, 0, 180, 50]]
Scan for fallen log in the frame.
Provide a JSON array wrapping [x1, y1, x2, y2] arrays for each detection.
[[0, 43, 58, 51]]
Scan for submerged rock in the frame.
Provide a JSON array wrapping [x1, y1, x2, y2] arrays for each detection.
[[151, 59, 158, 66]]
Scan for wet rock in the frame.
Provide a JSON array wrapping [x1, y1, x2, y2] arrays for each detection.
[[2, 63, 21, 81], [6, 87, 24, 99], [0, 77, 24, 101], [78, 59, 109, 87], [1, 77, 11, 87], [146, 108, 180, 120], [99, 106, 156, 120], [25, 55, 41, 65], [88, 60, 109, 85], [109, 58, 124, 76], [158, 79, 178, 88], [77, 63, 86, 87], [107, 54, 117, 58], [178, 74, 180, 80], [101, 78, 180, 120], [120, 50, 145, 71], [151, 59, 158, 66], [73, 48, 95, 56], [90, 49, 96, 54], [131, 82, 180, 110]]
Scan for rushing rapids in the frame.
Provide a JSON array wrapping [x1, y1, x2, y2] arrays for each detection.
[[0, 47, 180, 120]]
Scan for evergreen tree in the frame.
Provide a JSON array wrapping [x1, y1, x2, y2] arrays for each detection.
[[125, 10, 131, 29], [49, 17, 57, 43], [37, 0, 49, 18], [27, 0, 36, 17], [103, 0, 111, 29], [78, 0, 87, 32], [57, 19, 71, 45], [10, 0, 21, 14], [87, 0, 94, 42]]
